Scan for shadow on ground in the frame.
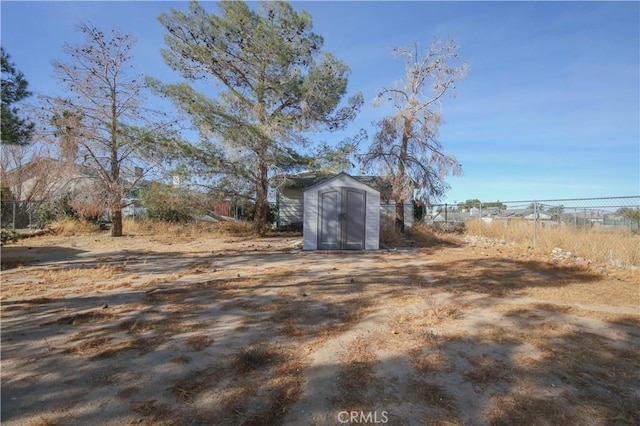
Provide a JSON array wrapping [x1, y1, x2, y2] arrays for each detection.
[[1, 244, 637, 425]]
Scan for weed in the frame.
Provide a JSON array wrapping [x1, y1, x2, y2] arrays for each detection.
[[232, 345, 280, 374]]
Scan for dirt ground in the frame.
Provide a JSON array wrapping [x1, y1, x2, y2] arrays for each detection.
[[1, 228, 639, 425]]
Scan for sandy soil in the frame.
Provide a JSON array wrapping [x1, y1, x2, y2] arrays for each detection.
[[1, 230, 639, 425]]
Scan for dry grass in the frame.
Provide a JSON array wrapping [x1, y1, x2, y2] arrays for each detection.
[[42, 310, 117, 326], [486, 392, 574, 426], [392, 296, 463, 342], [3, 223, 638, 425], [380, 217, 455, 248], [463, 354, 509, 385], [30, 265, 127, 283], [184, 334, 213, 351], [466, 218, 640, 267], [232, 345, 281, 374], [123, 218, 254, 239], [170, 356, 191, 365], [410, 381, 458, 412], [49, 218, 99, 236], [334, 336, 379, 410], [169, 364, 227, 403], [64, 336, 119, 358], [27, 417, 60, 426], [411, 349, 452, 374], [380, 213, 406, 247], [131, 400, 176, 425]]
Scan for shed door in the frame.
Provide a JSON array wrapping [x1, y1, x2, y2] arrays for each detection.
[[318, 189, 340, 250], [342, 188, 366, 250], [317, 187, 366, 250]]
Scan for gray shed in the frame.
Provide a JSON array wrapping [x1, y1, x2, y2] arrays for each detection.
[[303, 173, 380, 250]]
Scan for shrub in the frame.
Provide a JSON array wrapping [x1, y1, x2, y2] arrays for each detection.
[[140, 183, 206, 223]]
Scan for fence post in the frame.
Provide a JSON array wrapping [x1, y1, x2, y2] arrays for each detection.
[[533, 201, 537, 248], [479, 202, 483, 238], [444, 203, 448, 223], [12, 201, 16, 231]]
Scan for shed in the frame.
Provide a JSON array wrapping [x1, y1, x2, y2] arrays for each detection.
[[303, 173, 380, 250]]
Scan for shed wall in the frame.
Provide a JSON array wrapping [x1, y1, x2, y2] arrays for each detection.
[[303, 174, 380, 250]]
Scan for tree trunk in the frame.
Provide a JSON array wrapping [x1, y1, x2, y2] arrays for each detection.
[[395, 116, 411, 234], [253, 160, 269, 235], [111, 202, 123, 237], [109, 80, 122, 237], [395, 199, 405, 233]]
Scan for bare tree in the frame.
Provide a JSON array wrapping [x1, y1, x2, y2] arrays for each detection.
[[46, 22, 173, 236], [362, 40, 467, 232]]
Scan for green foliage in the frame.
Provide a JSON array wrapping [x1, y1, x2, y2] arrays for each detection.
[[1, 228, 19, 244], [1, 47, 34, 145], [483, 201, 507, 210], [34, 203, 57, 228], [546, 205, 565, 217], [457, 199, 506, 210], [619, 207, 640, 224], [460, 199, 481, 209], [245, 203, 277, 225], [141, 183, 206, 223], [1, 186, 13, 201], [152, 0, 362, 232]]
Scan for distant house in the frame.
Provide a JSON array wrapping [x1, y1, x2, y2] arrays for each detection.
[[3, 157, 153, 223], [2, 158, 101, 203]]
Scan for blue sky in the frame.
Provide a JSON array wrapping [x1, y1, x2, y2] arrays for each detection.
[[1, 1, 638, 204]]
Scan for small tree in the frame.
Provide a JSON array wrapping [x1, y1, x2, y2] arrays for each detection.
[[1, 47, 34, 145], [618, 207, 640, 230], [362, 40, 467, 232]]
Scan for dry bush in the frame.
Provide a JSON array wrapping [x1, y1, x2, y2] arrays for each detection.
[[380, 213, 406, 247], [408, 223, 454, 246], [466, 218, 640, 267], [50, 218, 99, 236], [381, 216, 454, 248]]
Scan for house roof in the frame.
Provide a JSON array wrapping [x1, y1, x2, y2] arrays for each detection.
[[280, 171, 391, 195], [303, 172, 381, 193], [5, 157, 100, 180]]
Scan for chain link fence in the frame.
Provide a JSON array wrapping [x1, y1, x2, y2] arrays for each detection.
[[424, 195, 640, 238], [1, 199, 53, 231]]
